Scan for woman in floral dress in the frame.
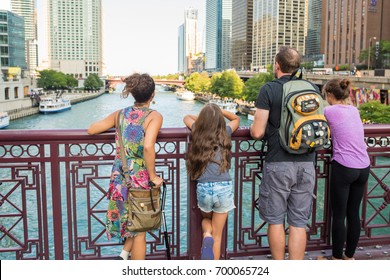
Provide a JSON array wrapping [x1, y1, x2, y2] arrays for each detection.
[[87, 73, 163, 260]]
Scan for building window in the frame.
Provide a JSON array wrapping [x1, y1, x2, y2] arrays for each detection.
[[0, 34, 7, 44], [0, 46, 8, 55], [1, 57, 8, 66], [14, 87, 18, 99], [5, 87, 9, 100]]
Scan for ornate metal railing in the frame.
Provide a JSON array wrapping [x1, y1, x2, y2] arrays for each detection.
[[0, 125, 389, 260]]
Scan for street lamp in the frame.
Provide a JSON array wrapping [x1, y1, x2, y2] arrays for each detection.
[[368, 36, 377, 72]]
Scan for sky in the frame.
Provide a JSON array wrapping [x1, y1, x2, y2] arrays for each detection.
[[0, 0, 205, 76]]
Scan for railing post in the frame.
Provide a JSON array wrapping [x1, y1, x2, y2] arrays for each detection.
[[187, 179, 203, 259], [50, 143, 64, 259]]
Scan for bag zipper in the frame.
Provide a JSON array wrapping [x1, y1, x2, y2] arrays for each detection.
[[285, 110, 292, 144]]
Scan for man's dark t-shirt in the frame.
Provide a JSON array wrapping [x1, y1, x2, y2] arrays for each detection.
[[255, 75, 317, 162]]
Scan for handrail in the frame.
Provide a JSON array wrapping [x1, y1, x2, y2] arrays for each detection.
[[0, 125, 389, 260]]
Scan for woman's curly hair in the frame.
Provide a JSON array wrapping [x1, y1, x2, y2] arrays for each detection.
[[121, 73, 155, 103]]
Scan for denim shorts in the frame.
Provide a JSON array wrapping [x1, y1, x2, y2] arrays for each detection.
[[196, 181, 235, 213], [258, 162, 315, 228]]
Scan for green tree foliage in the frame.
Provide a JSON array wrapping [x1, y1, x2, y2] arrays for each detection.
[[359, 40, 390, 69], [185, 71, 210, 93], [210, 70, 244, 98], [265, 64, 274, 74], [242, 73, 273, 102], [358, 101, 390, 124], [153, 73, 180, 80], [337, 64, 350, 71], [37, 69, 78, 90], [84, 74, 104, 90], [65, 74, 78, 88]]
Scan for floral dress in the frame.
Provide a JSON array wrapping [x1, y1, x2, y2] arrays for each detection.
[[106, 106, 153, 240]]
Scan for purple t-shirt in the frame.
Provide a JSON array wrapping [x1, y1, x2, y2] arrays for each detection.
[[324, 105, 370, 168]]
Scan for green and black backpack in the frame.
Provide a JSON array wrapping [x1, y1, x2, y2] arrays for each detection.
[[278, 70, 330, 154]]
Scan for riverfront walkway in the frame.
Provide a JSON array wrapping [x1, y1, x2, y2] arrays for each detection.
[[6, 90, 105, 120]]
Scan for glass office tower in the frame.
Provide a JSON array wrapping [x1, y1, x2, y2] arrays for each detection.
[[11, 0, 37, 73], [231, 0, 253, 70], [0, 10, 26, 70], [252, 0, 307, 70]]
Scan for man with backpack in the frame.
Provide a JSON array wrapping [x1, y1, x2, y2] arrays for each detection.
[[250, 46, 328, 260]]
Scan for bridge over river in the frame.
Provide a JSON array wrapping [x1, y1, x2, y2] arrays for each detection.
[[104, 72, 390, 99], [105, 76, 185, 89]]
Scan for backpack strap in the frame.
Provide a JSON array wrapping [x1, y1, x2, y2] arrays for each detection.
[[290, 68, 303, 80]]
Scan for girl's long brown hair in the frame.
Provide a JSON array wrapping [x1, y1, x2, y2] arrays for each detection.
[[186, 103, 232, 180]]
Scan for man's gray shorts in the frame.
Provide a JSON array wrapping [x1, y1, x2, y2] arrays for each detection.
[[258, 162, 315, 228]]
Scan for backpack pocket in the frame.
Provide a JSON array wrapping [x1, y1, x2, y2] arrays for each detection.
[[292, 93, 321, 115], [290, 115, 329, 151]]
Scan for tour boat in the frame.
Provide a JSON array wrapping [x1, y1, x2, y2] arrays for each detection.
[[0, 112, 9, 129], [247, 108, 256, 121], [39, 97, 71, 114], [209, 99, 238, 114], [176, 91, 195, 101]]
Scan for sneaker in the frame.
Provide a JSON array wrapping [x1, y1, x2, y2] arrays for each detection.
[[114, 256, 124, 260], [200, 237, 214, 260]]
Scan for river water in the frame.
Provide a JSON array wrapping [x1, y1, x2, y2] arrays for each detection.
[[8, 87, 253, 129]]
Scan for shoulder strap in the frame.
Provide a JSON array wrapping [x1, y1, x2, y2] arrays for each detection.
[[115, 111, 132, 187]]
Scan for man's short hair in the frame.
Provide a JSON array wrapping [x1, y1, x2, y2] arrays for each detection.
[[275, 46, 301, 73]]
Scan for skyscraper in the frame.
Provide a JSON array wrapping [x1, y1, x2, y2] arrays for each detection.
[[221, 0, 232, 70], [178, 24, 185, 73], [11, 0, 37, 74], [321, 0, 390, 68], [205, 0, 220, 71], [304, 0, 323, 67], [231, 0, 253, 71], [184, 7, 200, 74], [252, 0, 307, 70], [47, 0, 103, 78], [205, 0, 232, 72]]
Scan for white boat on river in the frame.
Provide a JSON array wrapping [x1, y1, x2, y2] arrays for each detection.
[[0, 112, 9, 128], [209, 99, 238, 114], [247, 107, 256, 121], [39, 97, 71, 114], [176, 91, 195, 101]]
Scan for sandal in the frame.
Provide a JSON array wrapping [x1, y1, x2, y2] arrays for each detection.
[[317, 255, 342, 260], [343, 254, 355, 260]]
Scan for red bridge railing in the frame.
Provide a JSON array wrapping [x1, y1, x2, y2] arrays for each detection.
[[0, 125, 389, 260]]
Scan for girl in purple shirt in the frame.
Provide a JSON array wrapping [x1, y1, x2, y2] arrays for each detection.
[[318, 79, 370, 260]]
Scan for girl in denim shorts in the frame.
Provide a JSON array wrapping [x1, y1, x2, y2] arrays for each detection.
[[184, 103, 240, 260]]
